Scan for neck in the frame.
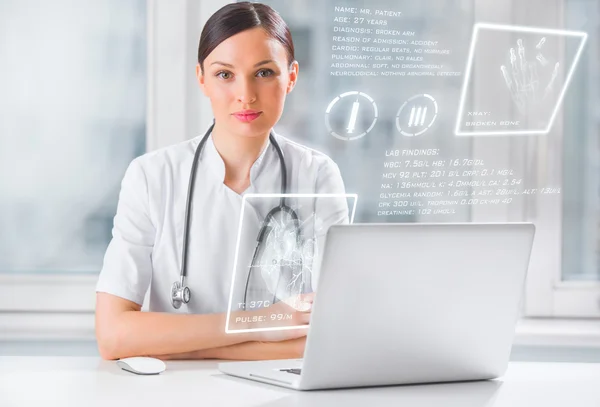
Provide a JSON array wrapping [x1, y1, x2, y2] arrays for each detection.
[[211, 122, 270, 182]]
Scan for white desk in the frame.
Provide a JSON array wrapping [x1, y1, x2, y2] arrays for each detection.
[[0, 357, 598, 407]]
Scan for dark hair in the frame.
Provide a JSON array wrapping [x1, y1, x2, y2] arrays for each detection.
[[197, 2, 295, 73]]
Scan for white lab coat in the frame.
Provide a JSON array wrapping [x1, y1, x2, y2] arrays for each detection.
[[95, 129, 349, 314]]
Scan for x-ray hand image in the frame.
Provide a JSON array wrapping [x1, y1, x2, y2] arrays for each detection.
[[455, 24, 586, 136], [500, 37, 560, 116]]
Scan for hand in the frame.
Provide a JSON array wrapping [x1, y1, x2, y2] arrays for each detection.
[[257, 292, 314, 342], [500, 37, 560, 117], [231, 293, 315, 342]]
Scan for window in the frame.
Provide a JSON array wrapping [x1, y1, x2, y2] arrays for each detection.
[[0, 0, 146, 318]]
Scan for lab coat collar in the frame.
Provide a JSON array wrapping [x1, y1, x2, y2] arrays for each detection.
[[203, 131, 275, 185]]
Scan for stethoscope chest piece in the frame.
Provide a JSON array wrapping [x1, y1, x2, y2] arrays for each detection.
[[171, 279, 191, 309]]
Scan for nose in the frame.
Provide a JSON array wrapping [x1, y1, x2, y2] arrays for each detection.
[[236, 78, 257, 105]]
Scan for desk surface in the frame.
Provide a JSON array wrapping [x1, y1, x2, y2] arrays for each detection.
[[0, 357, 599, 407]]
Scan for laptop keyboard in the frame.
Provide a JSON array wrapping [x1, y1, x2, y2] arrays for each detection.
[[280, 368, 302, 375]]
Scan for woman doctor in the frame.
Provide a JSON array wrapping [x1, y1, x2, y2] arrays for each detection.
[[95, 2, 349, 361]]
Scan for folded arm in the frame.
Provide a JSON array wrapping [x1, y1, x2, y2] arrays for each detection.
[[152, 337, 306, 361], [95, 293, 252, 360], [95, 293, 307, 360]]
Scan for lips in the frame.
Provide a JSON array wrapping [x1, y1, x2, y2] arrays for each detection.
[[233, 111, 262, 123]]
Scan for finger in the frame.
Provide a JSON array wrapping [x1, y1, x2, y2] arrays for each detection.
[[501, 65, 520, 107], [536, 36, 548, 69], [295, 301, 312, 312], [281, 295, 309, 312], [549, 62, 560, 86], [286, 326, 309, 339], [501, 65, 513, 89], [261, 327, 307, 342], [516, 39, 528, 92], [530, 61, 538, 81], [506, 57, 526, 115], [300, 292, 315, 302], [536, 53, 548, 66], [517, 39, 526, 71], [298, 312, 312, 325], [544, 62, 560, 98], [529, 62, 539, 100], [536, 37, 546, 50], [286, 293, 313, 309], [510, 47, 518, 76]]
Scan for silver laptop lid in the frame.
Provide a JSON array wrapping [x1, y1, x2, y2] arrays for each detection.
[[300, 223, 535, 389]]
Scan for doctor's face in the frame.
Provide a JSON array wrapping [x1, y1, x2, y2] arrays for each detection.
[[197, 28, 299, 139]]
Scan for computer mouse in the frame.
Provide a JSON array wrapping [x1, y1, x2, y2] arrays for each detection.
[[116, 357, 166, 375]]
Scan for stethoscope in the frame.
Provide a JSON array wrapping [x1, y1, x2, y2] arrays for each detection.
[[171, 121, 304, 309]]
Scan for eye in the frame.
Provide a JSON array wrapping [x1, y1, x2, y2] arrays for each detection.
[[216, 71, 232, 80], [256, 69, 274, 78]]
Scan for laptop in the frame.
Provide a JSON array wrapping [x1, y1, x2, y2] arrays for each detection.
[[219, 222, 536, 390]]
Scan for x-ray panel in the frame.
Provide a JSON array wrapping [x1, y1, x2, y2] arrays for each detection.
[[455, 23, 587, 136]]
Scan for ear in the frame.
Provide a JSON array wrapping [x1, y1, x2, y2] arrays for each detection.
[[286, 61, 299, 95], [196, 63, 208, 96]]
